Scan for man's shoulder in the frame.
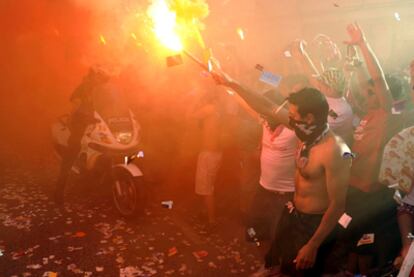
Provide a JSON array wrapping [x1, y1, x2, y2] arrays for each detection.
[[320, 133, 350, 162]]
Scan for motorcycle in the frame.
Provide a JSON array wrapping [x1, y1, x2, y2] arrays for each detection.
[[51, 82, 145, 217]]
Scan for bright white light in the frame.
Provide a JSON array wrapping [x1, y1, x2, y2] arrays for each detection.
[[394, 12, 401, 21]]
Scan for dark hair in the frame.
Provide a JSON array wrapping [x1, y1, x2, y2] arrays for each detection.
[[288, 87, 329, 124], [385, 74, 405, 101]]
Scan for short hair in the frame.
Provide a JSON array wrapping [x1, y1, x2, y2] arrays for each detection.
[[385, 74, 405, 101], [287, 87, 329, 124]]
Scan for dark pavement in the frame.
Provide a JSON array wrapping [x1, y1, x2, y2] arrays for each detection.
[[0, 148, 263, 277]]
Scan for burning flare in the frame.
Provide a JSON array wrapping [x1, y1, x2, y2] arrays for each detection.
[[147, 0, 209, 51], [147, 0, 183, 51]]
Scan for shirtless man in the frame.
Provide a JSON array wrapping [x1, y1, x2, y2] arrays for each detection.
[[187, 85, 223, 227], [211, 69, 351, 275]]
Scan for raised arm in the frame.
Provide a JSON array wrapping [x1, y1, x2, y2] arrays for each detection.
[[344, 23, 392, 111], [210, 69, 290, 127], [231, 92, 261, 122]]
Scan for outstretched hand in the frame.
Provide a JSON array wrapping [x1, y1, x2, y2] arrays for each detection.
[[344, 23, 365, 45]]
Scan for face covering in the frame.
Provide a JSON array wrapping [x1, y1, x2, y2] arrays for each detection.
[[289, 118, 319, 142], [289, 117, 329, 157]]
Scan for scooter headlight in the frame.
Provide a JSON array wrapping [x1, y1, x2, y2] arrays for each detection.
[[115, 132, 133, 144]]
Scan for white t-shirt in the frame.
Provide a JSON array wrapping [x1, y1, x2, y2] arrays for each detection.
[[326, 96, 354, 143], [260, 125, 297, 192]]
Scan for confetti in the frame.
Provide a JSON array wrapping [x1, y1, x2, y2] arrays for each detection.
[[338, 213, 352, 229], [73, 231, 86, 238], [168, 246, 178, 257], [394, 12, 401, 21], [208, 261, 217, 268], [192, 250, 208, 259], [161, 200, 173, 209], [27, 264, 42, 269], [116, 256, 125, 264], [247, 227, 261, 247], [120, 266, 143, 277], [178, 264, 187, 272], [357, 233, 375, 247]]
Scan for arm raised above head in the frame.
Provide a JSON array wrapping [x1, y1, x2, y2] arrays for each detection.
[[344, 23, 392, 111], [210, 67, 290, 127]]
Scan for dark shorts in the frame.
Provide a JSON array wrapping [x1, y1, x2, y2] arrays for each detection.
[[265, 205, 336, 276], [248, 185, 293, 241], [344, 186, 400, 264]]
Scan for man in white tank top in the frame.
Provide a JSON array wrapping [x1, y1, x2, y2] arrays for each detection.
[[248, 120, 298, 242], [233, 76, 305, 244]]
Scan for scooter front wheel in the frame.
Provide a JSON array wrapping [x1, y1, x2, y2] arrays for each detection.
[[112, 169, 138, 217]]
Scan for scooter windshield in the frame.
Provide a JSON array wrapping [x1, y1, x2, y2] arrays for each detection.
[[93, 83, 131, 133]]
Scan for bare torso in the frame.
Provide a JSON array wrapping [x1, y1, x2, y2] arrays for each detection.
[[294, 132, 350, 214]]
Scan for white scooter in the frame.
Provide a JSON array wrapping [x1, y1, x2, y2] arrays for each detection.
[[51, 82, 145, 217]]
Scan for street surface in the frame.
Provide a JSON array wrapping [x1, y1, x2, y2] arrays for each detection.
[[0, 148, 263, 276]]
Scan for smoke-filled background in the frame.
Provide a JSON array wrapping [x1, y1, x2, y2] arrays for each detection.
[[1, 0, 413, 162]]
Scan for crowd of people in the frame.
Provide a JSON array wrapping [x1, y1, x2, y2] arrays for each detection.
[[191, 23, 414, 276], [55, 21, 414, 276]]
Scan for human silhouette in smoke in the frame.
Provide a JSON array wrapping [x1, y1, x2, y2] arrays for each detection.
[[54, 65, 110, 205]]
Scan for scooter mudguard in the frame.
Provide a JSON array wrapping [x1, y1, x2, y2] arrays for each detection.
[[113, 163, 143, 177]]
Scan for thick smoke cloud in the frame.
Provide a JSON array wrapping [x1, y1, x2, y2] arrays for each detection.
[[1, 0, 413, 156]]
